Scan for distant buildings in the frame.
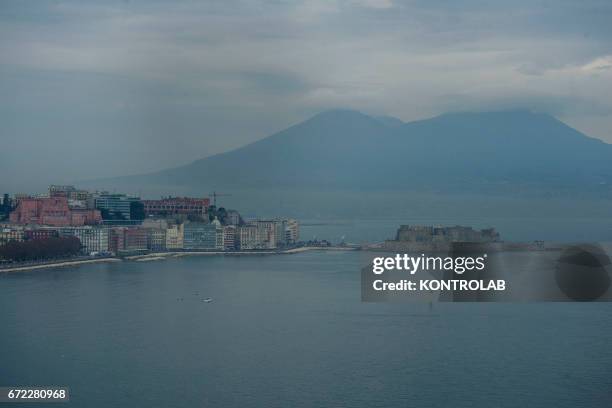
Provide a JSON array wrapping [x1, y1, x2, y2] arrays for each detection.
[[147, 228, 167, 252], [284, 219, 299, 244], [236, 224, 258, 250], [9, 197, 102, 226], [58, 226, 110, 255], [0, 226, 24, 245], [165, 223, 184, 250], [142, 219, 168, 252], [109, 227, 148, 254], [225, 210, 241, 226], [92, 192, 141, 221], [1, 186, 301, 257], [142, 197, 209, 218], [223, 225, 236, 250], [183, 220, 223, 250], [24, 229, 58, 241], [251, 220, 278, 249], [243, 219, 299, 249], [383, 224, 500, 252], [395, 225, 499, 243], [0, 194, 14, 220], [49, 185, 91, 201]]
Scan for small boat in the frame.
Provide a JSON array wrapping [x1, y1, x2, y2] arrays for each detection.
[[203, 298, 213, 303]]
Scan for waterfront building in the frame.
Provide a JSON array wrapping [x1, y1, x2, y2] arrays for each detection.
[[223, 225, 236, 250], [395, 225, 500, 243], [255, 220, 277, 249], [143, 219, 169, 251], [142, 197, 210, 218], [109, 227, 148, 254], [183, 220, 223, 250], [24, 228, 59, 241], [285, 219, 299, 244], [58, 226, 109, 254], [9, 197, 102, 226], [165, 224, 184, 250], [247, 219, 291, 249], [214, 219, 224, 249], [123, 227, 147, 253], [147, 228, 167, 251], [0, 226, 25, 245], [236, 224, 258, 250]]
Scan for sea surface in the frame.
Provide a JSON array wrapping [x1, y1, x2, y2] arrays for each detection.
[[1, 250, 611, 407]]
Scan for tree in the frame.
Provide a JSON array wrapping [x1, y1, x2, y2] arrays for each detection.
[[0, 236, 82, 262]]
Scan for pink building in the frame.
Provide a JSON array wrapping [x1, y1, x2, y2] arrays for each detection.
[[9, 197, 102, 226], [109, 227, 148, 253]]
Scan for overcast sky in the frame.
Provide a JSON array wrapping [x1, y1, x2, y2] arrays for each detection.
[[1, 0, 612, 192]]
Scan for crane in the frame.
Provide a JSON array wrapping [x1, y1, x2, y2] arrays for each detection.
[[210, 191, 232, 207]]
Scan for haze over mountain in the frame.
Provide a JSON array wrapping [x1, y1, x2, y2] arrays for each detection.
[[89, 110, 612, 195]]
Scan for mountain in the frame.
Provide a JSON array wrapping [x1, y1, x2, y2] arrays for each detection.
[[90, 109, 612, 194]]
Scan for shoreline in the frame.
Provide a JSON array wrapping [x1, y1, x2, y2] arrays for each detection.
[[0, 257, 122, 273], [0, 246, 358, 273], [126, 246, 357, 261]]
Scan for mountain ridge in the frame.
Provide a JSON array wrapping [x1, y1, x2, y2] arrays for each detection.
[[85, 109, 612, 194]]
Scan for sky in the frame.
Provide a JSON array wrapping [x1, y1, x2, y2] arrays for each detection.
[[1, 0, 612, 192]]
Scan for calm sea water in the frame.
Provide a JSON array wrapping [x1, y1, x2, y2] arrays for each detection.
[[1, 251, 611, 407]]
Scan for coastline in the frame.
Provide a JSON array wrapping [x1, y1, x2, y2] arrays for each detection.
[[0, 257, 122, 273], [0, 246, 358, 273], [126, 246, 357, 261]]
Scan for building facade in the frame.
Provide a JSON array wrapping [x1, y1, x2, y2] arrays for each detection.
[[49, 185, 91, 201], [93, 193, 140, 221], [109, 227, 148, 254], [236, 225, 258, 250], [183, 221, 223, 250], [24, 228, 59, 241], [9, 197, 102, 226], [147, 228, 167, 251], [223, 225, 236, 250], [284, 219, 299, 244], [225, 210, 241, 226], [142, 197, 210, 218], [395, 225, 500, 243], [0, 226, 25, 245], [58, 226, 110, 254], [165, 224, 184, 250]]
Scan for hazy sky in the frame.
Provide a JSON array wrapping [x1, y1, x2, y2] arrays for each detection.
[[1, 0, 612, 192]]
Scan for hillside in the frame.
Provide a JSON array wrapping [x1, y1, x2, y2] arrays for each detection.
[[89, 109, 612, 194]]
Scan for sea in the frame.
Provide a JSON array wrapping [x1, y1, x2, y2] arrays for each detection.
[[2, 189, 612, 407], [1, 249, 612, 407]]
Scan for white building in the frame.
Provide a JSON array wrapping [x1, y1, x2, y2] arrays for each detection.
[[58, 226, 109, 254], [237, 225, 258, 250], [165, 224, 184, 250], [223, 225, 236, 250], [147, 228, 167, 251], [284, 219, 299, 244]]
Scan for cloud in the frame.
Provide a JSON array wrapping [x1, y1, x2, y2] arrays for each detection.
[[351, 0, 394, 9], [1, 0, 612, 190], [581, 55, 612, 73]]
